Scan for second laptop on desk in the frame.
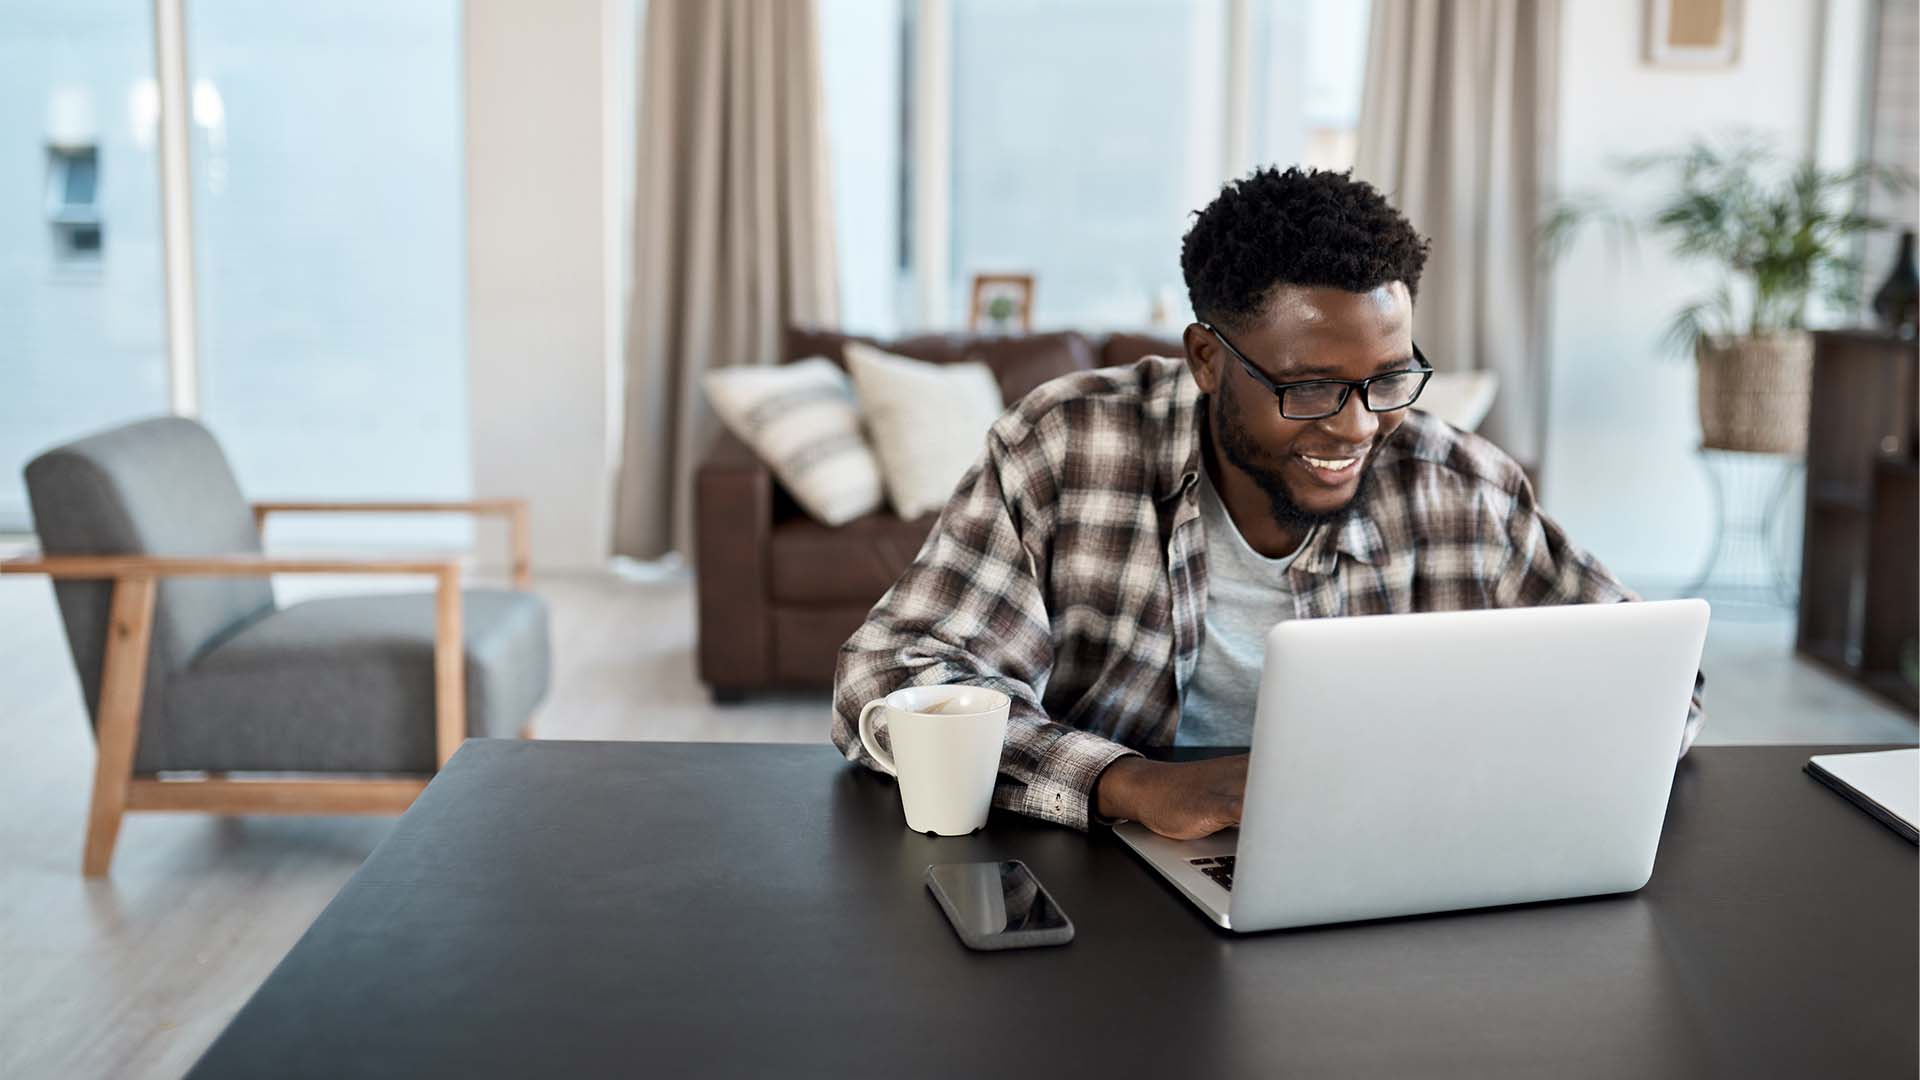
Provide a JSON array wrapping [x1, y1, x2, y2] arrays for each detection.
[[1117, 599, 1711, 932]]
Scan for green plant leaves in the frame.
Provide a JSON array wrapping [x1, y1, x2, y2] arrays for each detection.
[[1542, 133, 1916, 354]]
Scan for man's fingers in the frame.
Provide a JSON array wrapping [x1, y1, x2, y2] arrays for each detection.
[[1133, 754, 1254, 839], [1149, 808, 1229, 841]]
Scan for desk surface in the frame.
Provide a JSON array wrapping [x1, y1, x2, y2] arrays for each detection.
[[189, 741, 1918, 1079]]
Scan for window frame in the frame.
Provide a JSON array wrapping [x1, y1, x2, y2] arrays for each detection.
[[899, 0, 1334, 331]]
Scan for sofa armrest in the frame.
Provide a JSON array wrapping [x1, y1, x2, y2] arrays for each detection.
[[695, 430, 774, 692]]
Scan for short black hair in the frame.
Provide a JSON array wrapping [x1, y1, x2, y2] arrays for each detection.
[[1180, 166, 1429, 332]]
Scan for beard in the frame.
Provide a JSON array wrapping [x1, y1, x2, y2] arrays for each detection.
[[1210, 381, 1378, 534]]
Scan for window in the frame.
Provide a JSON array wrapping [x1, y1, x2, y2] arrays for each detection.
[[1250, 0, 1371, 172], [949, 0, 1200, 329], [819, 0, 1373, 336], [0, 2, 170, 532], [186, 0, 470, 548], [820, 0, 908, 337], [2, 2, 469, 546], [46, 145, 104, 261]]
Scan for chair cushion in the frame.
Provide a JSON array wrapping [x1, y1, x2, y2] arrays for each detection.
[[160, 589, 550, 773], [768, 512, 936, 604]]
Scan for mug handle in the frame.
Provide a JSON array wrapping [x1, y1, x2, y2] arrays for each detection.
[[857, 699, 898, 777]]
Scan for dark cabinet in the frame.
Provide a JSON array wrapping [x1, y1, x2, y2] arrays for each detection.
[[1796, 330, 1918, 713]]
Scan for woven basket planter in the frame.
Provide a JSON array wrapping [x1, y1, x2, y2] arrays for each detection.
[[1695, 332, 1814, 454]]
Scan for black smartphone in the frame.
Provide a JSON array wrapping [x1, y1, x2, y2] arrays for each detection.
[[925, 860, 1075, 951]]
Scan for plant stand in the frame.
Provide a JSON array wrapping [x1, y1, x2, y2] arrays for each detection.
[[1682, 448, 1803, 612]]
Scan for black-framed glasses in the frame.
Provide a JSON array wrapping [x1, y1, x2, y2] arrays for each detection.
[[1203, 323, 1434, 421]]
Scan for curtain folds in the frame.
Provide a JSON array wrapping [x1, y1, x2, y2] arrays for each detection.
[[613, 0, 838, 561], [1354, 0, 1559, 469]]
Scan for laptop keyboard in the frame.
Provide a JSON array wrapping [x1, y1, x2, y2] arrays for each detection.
[[1189, 855, 1236, 891]]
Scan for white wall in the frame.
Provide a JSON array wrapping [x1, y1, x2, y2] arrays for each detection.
[[1543, 0, 1835, 591], [464, 0, 620, 572]]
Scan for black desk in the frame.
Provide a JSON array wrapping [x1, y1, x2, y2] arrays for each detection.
[[189, 742, 1917, 1079]]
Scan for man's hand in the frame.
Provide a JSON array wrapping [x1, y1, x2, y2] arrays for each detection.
[[1095, 755, 1249, 839]]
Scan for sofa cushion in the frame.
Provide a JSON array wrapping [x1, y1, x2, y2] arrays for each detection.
[[768, 511, 937, 604], [1100, 332, 1183, 370], [703, 358, 886, 526], [771, 606, 874, 686], [845, 342, 1005, 519], [959, 332, 1100, 404], [785, 326, 1095, 407]]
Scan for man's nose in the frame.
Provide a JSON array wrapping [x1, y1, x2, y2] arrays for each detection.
[[1319, 388, 1379, 445]]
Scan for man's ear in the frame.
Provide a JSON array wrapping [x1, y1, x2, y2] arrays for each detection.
[[1181, 322, 1221, 396]]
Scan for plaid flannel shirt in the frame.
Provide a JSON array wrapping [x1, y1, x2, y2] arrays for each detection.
[[831, 356, 1705, 831]]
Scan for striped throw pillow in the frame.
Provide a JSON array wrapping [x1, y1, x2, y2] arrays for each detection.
[[704, 358, 884, 526]]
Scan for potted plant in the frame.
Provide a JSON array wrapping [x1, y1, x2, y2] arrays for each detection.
[[1543, 136, 1913, 453]]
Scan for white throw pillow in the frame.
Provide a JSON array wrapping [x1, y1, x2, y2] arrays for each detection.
[[844, 342, 1005, 520], [703, 358, 884, 526], [1417, 371, 1500, 432]]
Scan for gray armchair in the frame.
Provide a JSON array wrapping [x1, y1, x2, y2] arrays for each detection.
[[3, 417, 550, 875]]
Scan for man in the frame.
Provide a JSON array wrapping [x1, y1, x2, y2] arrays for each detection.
[[832, 166, 1703, 840]]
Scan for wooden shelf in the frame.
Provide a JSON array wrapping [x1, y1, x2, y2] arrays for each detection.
[[1797, 331, 1918, 706], [1858, 671, 1919, 716]]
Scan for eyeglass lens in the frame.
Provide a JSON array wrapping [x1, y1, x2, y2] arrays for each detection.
[[1282, 371, 1425, 419]]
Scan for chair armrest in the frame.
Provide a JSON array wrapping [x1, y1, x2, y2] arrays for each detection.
[[250, 499, 531, 589], [1, 554, 460, 578], [695, 431, 774, 691], [250, 498, 526, 515], [5, 552, 470, 767]]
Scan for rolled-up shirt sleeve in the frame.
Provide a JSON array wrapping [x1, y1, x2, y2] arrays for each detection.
[[831, 428, 1136, 831]]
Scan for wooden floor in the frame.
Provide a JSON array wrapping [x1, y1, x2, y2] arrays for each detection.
[[0, 568, 825, 1080], [0, 568, 1912, 1079]]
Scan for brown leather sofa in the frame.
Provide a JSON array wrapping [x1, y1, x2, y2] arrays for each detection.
[[695, 326, 1182, 700]]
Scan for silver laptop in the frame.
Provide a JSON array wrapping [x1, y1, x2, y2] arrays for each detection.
[[1116, 599, 1711, 933]]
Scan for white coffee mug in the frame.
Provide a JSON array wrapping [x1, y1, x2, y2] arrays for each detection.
[[857, 685, 1010, 836]]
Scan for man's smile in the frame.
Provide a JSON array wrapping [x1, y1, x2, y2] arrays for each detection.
[[1293, 447, 1369, 486]]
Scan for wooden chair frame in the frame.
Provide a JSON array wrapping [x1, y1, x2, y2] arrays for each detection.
[[0, 499, 532, 876]]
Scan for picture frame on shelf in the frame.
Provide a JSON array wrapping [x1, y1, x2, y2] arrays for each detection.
[[969, 273, 1035, 334]]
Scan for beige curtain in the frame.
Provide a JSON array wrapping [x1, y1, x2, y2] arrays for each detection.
[[613, 0, 838, 560], [1354, 0, 1558, 468]]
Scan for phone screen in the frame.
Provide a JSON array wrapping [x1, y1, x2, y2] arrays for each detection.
[[926, 860, 1068, 938]]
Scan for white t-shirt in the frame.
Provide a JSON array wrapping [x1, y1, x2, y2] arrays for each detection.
[[1176, 465, 1312, 747]]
